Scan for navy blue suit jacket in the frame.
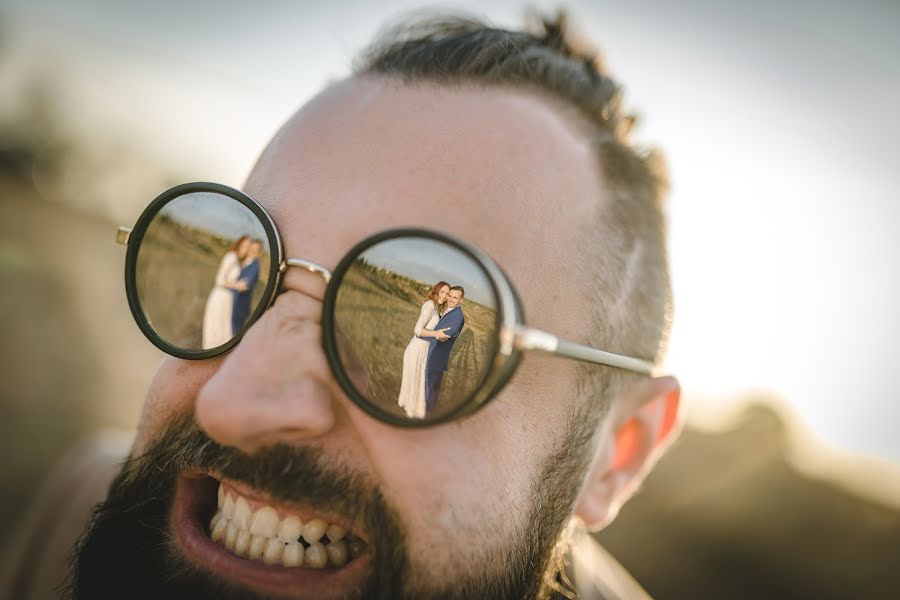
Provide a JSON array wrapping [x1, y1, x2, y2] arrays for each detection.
[[427, 307, 465, 372], [231, 259, 260, 335]]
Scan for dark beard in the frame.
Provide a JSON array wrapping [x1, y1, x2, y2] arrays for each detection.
[[64, 410, 591, 600]]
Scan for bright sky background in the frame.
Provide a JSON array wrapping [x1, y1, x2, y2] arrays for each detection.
[[2, 0, 898, 461], [362, 239, 496, 306], [162, 193, 269, 243]]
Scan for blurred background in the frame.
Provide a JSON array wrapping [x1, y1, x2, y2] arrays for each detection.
[[1, 0, 898, 598]]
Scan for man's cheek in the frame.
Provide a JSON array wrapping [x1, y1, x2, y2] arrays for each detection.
[[133, 358, 212, 451], [402, 483, 493, 558]]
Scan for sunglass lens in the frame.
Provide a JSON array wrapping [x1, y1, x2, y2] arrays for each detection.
[[332, 236, 499, 424], [134, 191, 271, 352]]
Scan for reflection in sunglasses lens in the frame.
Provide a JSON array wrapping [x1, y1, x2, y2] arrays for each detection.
[[333, 237, 499, 423], [134, 192, 270, 351]]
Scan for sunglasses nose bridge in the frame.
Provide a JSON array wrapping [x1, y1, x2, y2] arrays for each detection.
[[280, 258, 333, 284]]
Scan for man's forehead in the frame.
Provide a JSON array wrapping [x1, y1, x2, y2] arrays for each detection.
[[245, 77, 603, 327]]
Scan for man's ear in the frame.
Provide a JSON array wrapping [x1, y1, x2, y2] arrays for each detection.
[[574, 375, 680, 531]]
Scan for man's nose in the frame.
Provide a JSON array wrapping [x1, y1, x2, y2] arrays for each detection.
[[195, 290, 339, 454]]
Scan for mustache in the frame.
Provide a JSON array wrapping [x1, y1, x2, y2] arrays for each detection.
[[118, 413, 376, 518]]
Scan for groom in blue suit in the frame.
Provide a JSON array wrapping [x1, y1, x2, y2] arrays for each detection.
[[424, 286, 466, 413], [231, 240, 262, 336]]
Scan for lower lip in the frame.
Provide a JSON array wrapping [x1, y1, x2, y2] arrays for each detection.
[[171, 473, 370, 599]]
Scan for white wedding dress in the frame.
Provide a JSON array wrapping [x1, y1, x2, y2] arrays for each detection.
[[397, 300, 440, 418], [202, 251, 241, 349]]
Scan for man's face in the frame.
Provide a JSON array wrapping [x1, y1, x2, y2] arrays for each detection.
[[74, 78, 613, 599], [446, 289, 463, 309], [247, 241, 261, 260]]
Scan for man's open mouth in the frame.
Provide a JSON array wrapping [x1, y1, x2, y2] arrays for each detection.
[[171, 472, 371, 596], [208, 479, 367, 568]]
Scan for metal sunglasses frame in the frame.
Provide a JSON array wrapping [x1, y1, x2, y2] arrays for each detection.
[[117, 182, 655, 427]]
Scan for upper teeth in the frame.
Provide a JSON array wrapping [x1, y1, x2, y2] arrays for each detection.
[[209, 482, 364, 568]]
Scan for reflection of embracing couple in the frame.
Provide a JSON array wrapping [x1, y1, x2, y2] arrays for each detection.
[[201, 236, 262, 349], [397, 281, 466, 418]]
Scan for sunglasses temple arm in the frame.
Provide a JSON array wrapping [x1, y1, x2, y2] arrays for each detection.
[[512, 326, 655, 376]]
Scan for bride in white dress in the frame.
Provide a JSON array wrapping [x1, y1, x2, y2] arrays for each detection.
[[397, 282, 451, 418], [201, 237, 250, 349]]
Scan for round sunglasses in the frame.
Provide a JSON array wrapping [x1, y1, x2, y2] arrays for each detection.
[[116, 182, 654, 427]]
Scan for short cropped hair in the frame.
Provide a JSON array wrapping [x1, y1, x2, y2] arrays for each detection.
[[449, 285, 465, 298]]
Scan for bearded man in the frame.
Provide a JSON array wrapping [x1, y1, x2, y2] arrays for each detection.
[[4, 12, 680, 600]]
